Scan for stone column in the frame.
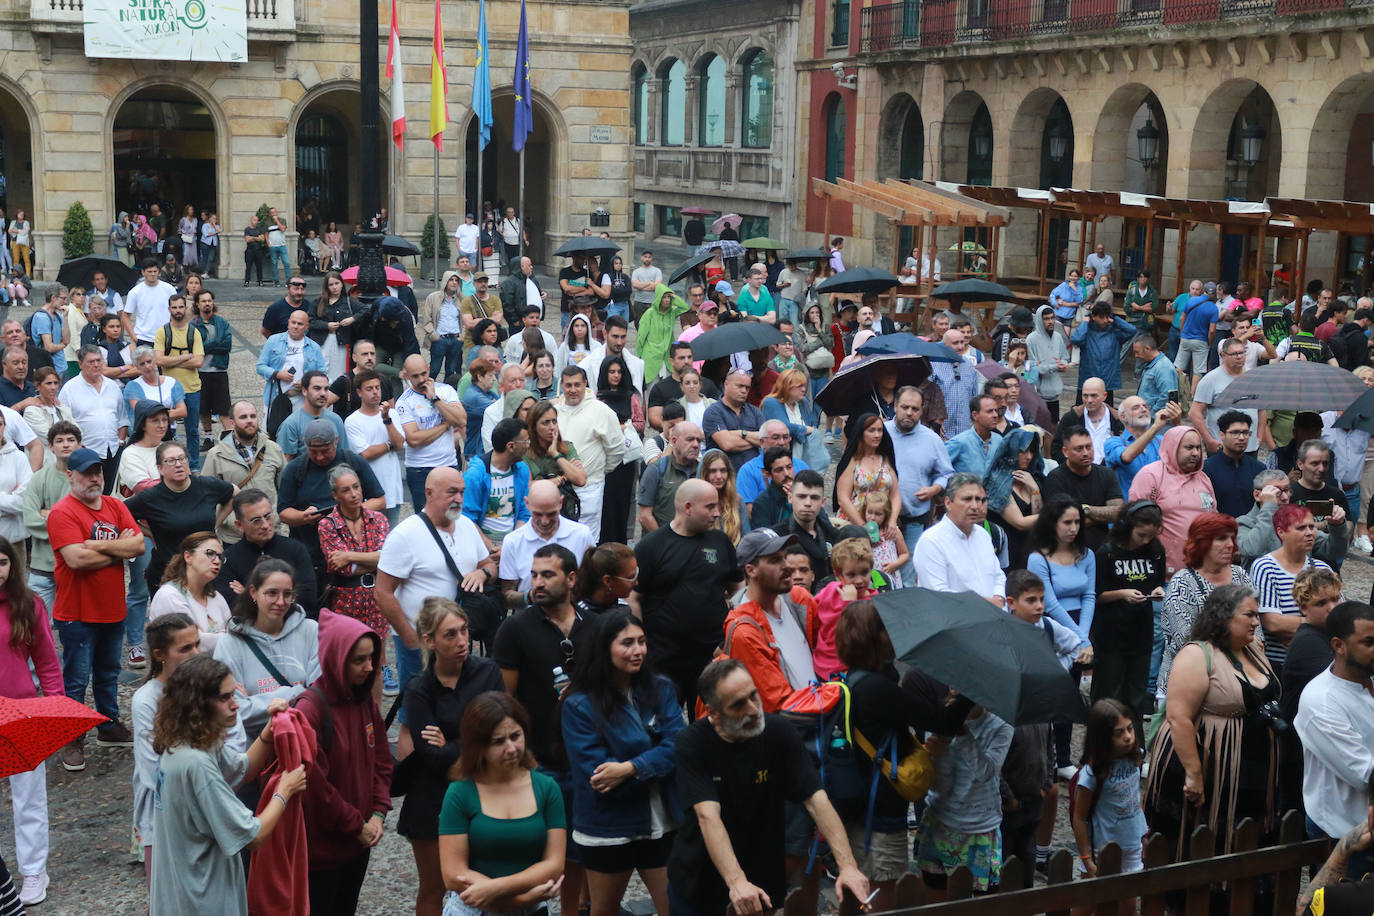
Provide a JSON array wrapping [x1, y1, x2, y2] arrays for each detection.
[[723, 71, 741, 147], [683, 73, 699, 147], [645, 80, 659, 146]]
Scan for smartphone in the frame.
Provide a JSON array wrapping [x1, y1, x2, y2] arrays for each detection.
[[1307, 499, 1334, 517], [1167, 389, 1180, 404]]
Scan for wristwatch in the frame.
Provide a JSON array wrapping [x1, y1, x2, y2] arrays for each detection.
[[383, 416, 393, 426], [428, 395, 439, 405]]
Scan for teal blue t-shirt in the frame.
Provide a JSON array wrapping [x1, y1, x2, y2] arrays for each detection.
[[438, 769, 566, 878]]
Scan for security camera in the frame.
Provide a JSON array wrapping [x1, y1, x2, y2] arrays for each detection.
[[831, 61, 846, 78]]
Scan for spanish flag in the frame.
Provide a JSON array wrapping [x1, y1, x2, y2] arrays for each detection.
[[429, 0, 447, 148]]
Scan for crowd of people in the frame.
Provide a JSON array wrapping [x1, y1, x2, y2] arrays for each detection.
[[0, 236, 1372, 916]]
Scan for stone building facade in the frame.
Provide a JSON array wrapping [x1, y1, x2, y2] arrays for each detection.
[[795, 0, 1374, 297], [0, 0, 631, 278], [629, 0, 800, 245]]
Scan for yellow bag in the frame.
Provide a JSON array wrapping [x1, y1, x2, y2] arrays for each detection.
[[852, 726, 934, 803]]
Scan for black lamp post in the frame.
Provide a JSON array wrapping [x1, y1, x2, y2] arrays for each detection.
[[1239, 121, 1265, 169], [1137, 116, 1160, 170], [972, 122, 991, 161], [355, 0, 387, 306], [1047, 122, 1068, 164]]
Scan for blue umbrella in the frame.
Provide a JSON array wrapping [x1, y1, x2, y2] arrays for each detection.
[[857, 333, 961, 362]]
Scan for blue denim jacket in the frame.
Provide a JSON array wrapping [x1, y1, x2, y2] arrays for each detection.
[[255, 332, 325, 405], [561, 675, 685, 839]]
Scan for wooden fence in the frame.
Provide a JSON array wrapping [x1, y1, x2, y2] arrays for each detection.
[[783, 811, 1330, 916]]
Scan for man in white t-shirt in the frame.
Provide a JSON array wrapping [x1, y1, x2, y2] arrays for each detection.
[[392, 353, 466, 509], [376, 465, 497, 755], [498, 207, 527, 270], [1217, 313, 1276, 370], [266, 206, 290, 286], [498, 479, 595, 601], [554, 366, 625, 540], [454, 213, 482, 265], [120, 259, 176, 347], [343, 368, 406, 525]]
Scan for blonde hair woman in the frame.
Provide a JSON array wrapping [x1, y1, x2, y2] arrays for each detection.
[[697, 448, 748, 544]]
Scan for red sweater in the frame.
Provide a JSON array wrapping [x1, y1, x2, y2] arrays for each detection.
[[247, 707, 316, 916], [294, 610, 394, 869]]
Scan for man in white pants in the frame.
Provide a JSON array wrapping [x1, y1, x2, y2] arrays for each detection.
[[553, 365, 625, 540]]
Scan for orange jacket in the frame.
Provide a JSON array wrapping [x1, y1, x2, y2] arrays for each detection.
[[720, 587, 822, 714]]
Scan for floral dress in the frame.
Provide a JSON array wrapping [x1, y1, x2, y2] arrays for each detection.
[[317, 506, 391, 636], [850, 459, 895, 521]]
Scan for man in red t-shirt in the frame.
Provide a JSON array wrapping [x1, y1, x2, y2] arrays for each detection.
[[47, 447, 146, 772]]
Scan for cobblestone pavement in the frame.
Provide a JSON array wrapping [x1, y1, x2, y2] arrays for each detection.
[[0, 276, 1356, 914]]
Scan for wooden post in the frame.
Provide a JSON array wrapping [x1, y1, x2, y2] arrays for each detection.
[[1255, 221, 1268, 295], [1089, 217, 1098, 252], [1297, 229, 1310, 303], [1216, 224, 1226, 287], [1038, 208, 1051, 296], [1333, 230, 1345, 291], [1143, 215, 1155, 285], [823, 190, 832, 263], [1175, 221, 1190, 296], [991, 225, 1000, 281], [1078, 217, 1088, 272]]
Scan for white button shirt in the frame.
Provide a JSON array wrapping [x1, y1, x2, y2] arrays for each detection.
[[1296, 667, 1374, 838], [912, 515, 1006, 598]]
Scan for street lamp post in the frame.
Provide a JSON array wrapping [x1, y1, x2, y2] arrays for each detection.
[[355, 0, 388, 306]]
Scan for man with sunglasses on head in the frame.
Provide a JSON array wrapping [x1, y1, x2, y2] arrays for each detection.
[[213, 488, 318, 615]]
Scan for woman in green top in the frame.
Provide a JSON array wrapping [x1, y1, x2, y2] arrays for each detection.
[[440, 691, 566, 916], [524, 400, 588, 490]]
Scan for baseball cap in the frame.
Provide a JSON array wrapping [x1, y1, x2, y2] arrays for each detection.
[[304, 418, 339, 445], [699, 300, 720, 312], [473, 271, 490, 282], [737, 528, 799, 568], [67, 448, 103, 474], [465, 213, 475, 219], [715, 281, 735, 297], [1203, 281, 1217, 296]]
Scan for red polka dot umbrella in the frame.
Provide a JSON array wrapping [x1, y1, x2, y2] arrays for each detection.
[[0, 696, 107, 777]]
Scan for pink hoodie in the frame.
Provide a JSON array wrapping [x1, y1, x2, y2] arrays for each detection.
[[0, 595, 62, 700], [1127, 425, 1217, 574]]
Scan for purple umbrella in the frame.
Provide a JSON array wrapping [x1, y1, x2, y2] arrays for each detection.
[[975, 361, 1056, 434]]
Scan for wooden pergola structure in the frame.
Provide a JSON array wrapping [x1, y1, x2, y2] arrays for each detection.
[[811, 176, 1014, 284]]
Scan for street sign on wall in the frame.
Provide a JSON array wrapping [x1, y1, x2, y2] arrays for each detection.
[[85, 0, 248, 62]]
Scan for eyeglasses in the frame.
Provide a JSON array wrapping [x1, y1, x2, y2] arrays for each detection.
[[200, 549, 223, 561], [161, 456, 188, 466], [260, 588, 296, 602], [245, 512, 276, 526]]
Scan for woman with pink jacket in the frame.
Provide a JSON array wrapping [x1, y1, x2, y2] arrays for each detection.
[[0, 536, 62, 907]]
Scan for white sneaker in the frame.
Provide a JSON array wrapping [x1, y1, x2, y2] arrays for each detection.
[[1056, 765, 1077, 782], [1354, 535, 1372, 554], [19, 871, 48, 906]]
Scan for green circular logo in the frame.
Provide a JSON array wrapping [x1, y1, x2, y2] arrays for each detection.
[[179, 0, 208, 29]]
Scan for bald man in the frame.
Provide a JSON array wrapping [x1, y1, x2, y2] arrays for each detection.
[[377, 465, 499, 755], [393, 353, 467, 508], [637, 420, 706, 532], [630, 477, 743, 704], [498, 479, 596, 604]]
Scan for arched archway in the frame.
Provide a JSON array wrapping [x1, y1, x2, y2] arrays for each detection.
[[877, 93, 923, 181], [697, 54, 725, 147], [739, 48, 773, 149], [0, 81, 36, 219], [111, 83, 220, 223], [1188, 80, 1281, 201], [631, 64, 649, 146], [1008, 88, 1073, 189], [463, 90, 566, 261], [289, 84, 393, 231], [1091, 83, 1168, 196], [940, 90, 987, 184], [658, 59, 686, 147], [1305, 74, 1374, 291]]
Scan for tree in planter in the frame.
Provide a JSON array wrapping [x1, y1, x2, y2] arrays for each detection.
[[255, 203, 273, 226], [421, 214, 450, 279], [62, 202, 95, 260]]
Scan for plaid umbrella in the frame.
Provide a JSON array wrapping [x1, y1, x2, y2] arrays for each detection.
[[1211, 361, 1367, 411]]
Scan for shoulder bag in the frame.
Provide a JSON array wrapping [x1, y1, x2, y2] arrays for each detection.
[[417, 512, 504, 644]]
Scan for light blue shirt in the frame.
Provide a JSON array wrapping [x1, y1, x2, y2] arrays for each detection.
[[945, 428, 1001, 479], [1027, 550, 1097, 639], [884, 417, 954, 517], [1103, 430, 1161, 497], [1135, 353, 1178, 414], [275, 408, 349, 458]]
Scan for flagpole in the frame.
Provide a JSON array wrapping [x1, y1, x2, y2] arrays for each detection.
[[518, 149, 525, 262], [433, 146, 441, 283], [476, 147, 483, 262]]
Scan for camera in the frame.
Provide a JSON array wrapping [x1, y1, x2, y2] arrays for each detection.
[[1257, 699, 1288, 733]]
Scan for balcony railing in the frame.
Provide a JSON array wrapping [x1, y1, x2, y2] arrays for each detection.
[[861, 0, 1353, 51], [30, 0, 294, 31]]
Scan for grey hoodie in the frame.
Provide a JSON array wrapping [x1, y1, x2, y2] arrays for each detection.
[[1026, 304, 1069, 401], [212, 607, 321, 735]]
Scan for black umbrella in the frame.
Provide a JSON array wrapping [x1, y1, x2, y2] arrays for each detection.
[[688, 323, 787, 362], [856, 332, 961, 362], [783, 248, 829, 262], [873, 588, 1086, 725], [553, 237, 621, 258], [929, 278, 1018, 303], [814, 353, 932, 414], [815, 267, 899, 296], [1212, 360, 1366, 411], [668, 251, 715, 285], [1331, 384, 1374, 434], [382, 235, 422, 257], [55, 256, 140, 296]]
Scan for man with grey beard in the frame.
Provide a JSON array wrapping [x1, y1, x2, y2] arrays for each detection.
[[1104, 394, 1180, 496], [377, 465, 497, 757], [667, 659, 869, 916]]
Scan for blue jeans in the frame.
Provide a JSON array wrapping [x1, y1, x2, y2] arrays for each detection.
[[1166, 326, 1181, 362], [55, 618, 123, 725], [27, 571, 54, 614], [429, 337, 463, 382], [405, 465, 459, 511], [125, 536, 153, 650], [605, 301, 630, 322], [778, 297, 801, 327], [1307, 816, 1374, 879], [899, 518, 926, 590], [269, 245, 290, 284], [1148, 599, 1164, 696], [183, 391, 201, 466], [391, 634, 424, 725]]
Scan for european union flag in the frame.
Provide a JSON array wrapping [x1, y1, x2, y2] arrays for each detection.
[[472, 0, 492, 150], [513, 0, 532, 152]]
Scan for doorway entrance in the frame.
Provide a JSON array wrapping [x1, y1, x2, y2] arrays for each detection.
[[113, 86, 217, 220]]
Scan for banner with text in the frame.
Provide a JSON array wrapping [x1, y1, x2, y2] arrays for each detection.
[[85, 0, 247, 62]]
